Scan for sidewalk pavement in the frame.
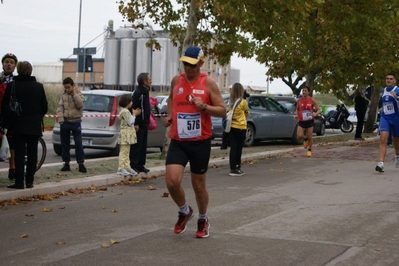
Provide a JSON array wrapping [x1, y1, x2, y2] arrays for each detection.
[[0, 136, 383, 202]]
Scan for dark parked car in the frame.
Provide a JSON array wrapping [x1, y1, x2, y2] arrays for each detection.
[[274, 96, 325, 136], [212, 94, 302, 147]]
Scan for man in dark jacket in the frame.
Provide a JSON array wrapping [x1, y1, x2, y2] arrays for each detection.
[[354, 88, 369, 140], [130, 73, 152, 173], [2, 61, 48, 189]]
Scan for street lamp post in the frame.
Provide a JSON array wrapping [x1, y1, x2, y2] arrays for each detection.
[[75, 0, 82, 86]]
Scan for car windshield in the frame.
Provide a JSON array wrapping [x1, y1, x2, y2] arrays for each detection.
[[83, 95, 112, 112], [277, 100, 295, 109]]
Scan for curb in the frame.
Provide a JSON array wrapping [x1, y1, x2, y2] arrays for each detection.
[[0, 136, 380, 202]]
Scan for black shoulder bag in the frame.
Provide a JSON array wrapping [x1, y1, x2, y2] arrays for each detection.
[[8, 82, 22, 117]]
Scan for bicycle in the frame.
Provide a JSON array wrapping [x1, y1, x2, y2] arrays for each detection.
[[35, 136, 47, 171], [1, 135, 47, 172]]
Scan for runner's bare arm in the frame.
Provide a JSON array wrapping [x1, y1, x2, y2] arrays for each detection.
[[163, 75, 178, 127], [312, 99, 321, 117], [204, 77, 226, 118]]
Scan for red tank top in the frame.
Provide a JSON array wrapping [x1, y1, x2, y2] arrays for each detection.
[[298, 96, 314, 122], [169, 73, 212, 141]]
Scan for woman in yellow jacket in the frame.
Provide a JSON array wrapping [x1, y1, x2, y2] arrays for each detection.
[[228, 83, 249, 176]]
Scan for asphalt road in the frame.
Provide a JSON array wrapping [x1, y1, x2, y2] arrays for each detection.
[[1, 135, 399, 265]]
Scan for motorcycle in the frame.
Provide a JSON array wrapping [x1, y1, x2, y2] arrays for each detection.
[[324, 100, 354, 133]]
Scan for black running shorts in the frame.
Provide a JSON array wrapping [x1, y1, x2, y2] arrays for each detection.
[[166, 138, 212, 174], [298, 120, 314, 129]]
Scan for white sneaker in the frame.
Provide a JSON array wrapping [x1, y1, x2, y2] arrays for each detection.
[[375, 162, 384, 173], [127, 168, 139, 176], [116, 169, 130, 176]]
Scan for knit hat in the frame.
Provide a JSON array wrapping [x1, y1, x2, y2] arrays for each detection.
[[179, 46, 204, 65], [2, 53, 18, 64]]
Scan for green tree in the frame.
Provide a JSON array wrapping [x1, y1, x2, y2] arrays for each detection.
[[118, 0, 399, 132]]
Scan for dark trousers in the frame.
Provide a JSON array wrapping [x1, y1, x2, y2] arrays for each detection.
[[60, 121, 84, 164], [130, 125, 148, 170], [221, 131, 229, 148], [355, 110, 366, 138], [229, 127, 246, 170], [13, 134, 39, 186]]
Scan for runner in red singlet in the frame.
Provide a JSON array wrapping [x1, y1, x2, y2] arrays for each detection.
[[163, 46, 225, 238], [295, 86, 321, 157]]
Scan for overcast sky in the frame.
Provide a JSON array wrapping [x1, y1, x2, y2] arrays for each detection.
[[1, 0, 290, 94]]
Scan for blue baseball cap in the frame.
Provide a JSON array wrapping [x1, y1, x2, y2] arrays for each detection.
[[179, 46, 205, 65]]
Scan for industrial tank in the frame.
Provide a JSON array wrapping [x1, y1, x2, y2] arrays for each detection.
[[115, 27, 133, 39], [103, 38, 120, 89], [151, 38, 171, 91], [168, 42, 180, 89], [132, 28, 151, 38], [135, 38, 152, 80], [119, 38, 136, 91]]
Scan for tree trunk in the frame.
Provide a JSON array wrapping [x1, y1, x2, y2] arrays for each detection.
[[364, 85, 379, 133]]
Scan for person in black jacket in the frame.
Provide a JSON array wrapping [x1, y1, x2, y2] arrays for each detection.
[[2, 61, 48, 189], [130, 73, 151, 174], [354, 88, 369, 140]]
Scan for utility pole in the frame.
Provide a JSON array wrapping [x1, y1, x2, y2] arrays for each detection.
[[75, 0, 82, 87]]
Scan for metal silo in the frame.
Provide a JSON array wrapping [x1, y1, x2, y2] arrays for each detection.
[[135, 38, 152, 83], [115, 27, 133, 39], [151, 38, 171, 91], [132, 28, 151, 38], [169, 42, 180, 88], [119, 38, 136, 91], [104, 38, 120, 89]]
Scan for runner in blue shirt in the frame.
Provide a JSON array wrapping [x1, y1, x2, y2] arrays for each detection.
[[376, 73, 399, 172]]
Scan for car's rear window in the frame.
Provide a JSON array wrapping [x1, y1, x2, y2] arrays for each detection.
[[83, 95, 112, 112]]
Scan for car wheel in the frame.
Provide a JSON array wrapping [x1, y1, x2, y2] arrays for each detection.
[[291, 124, 301, 145], [244, 124, 255, 147], [316, 123, 326, 136], [110, 144, 120, 156], [53, 144, 62, 156]]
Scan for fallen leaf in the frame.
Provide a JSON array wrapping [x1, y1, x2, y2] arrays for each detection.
[[375, 248, 382, 252], [41, 208, 52, 212], [56, 241, 65, 245], [101, 243, 110, 248], [112, 209, 117, 213], [110, 239, 119, 244], [148, 186, 157, 190], [20, 234, 29, 238], [102, 206, 107, 209], [58, 206, 66, 209], [162, 192, 169, 197]]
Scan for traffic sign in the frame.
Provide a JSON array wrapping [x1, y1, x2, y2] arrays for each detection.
[[73, 47, 97, 55], [73, 48, 84, 55]]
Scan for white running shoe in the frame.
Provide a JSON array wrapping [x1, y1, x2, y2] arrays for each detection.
[[127, 168, 139, 176], [116, 169, 130, 176], [375, 162, 384, 173]]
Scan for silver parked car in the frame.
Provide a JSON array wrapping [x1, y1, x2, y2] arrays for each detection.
[[212, 94, 301, 146], [52, 90, 167, 156]]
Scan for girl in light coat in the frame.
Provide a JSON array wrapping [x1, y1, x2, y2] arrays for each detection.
[[117, 94, 141, 177]]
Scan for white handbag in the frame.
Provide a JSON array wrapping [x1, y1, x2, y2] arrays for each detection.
[[224, 99, 241, 133]]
